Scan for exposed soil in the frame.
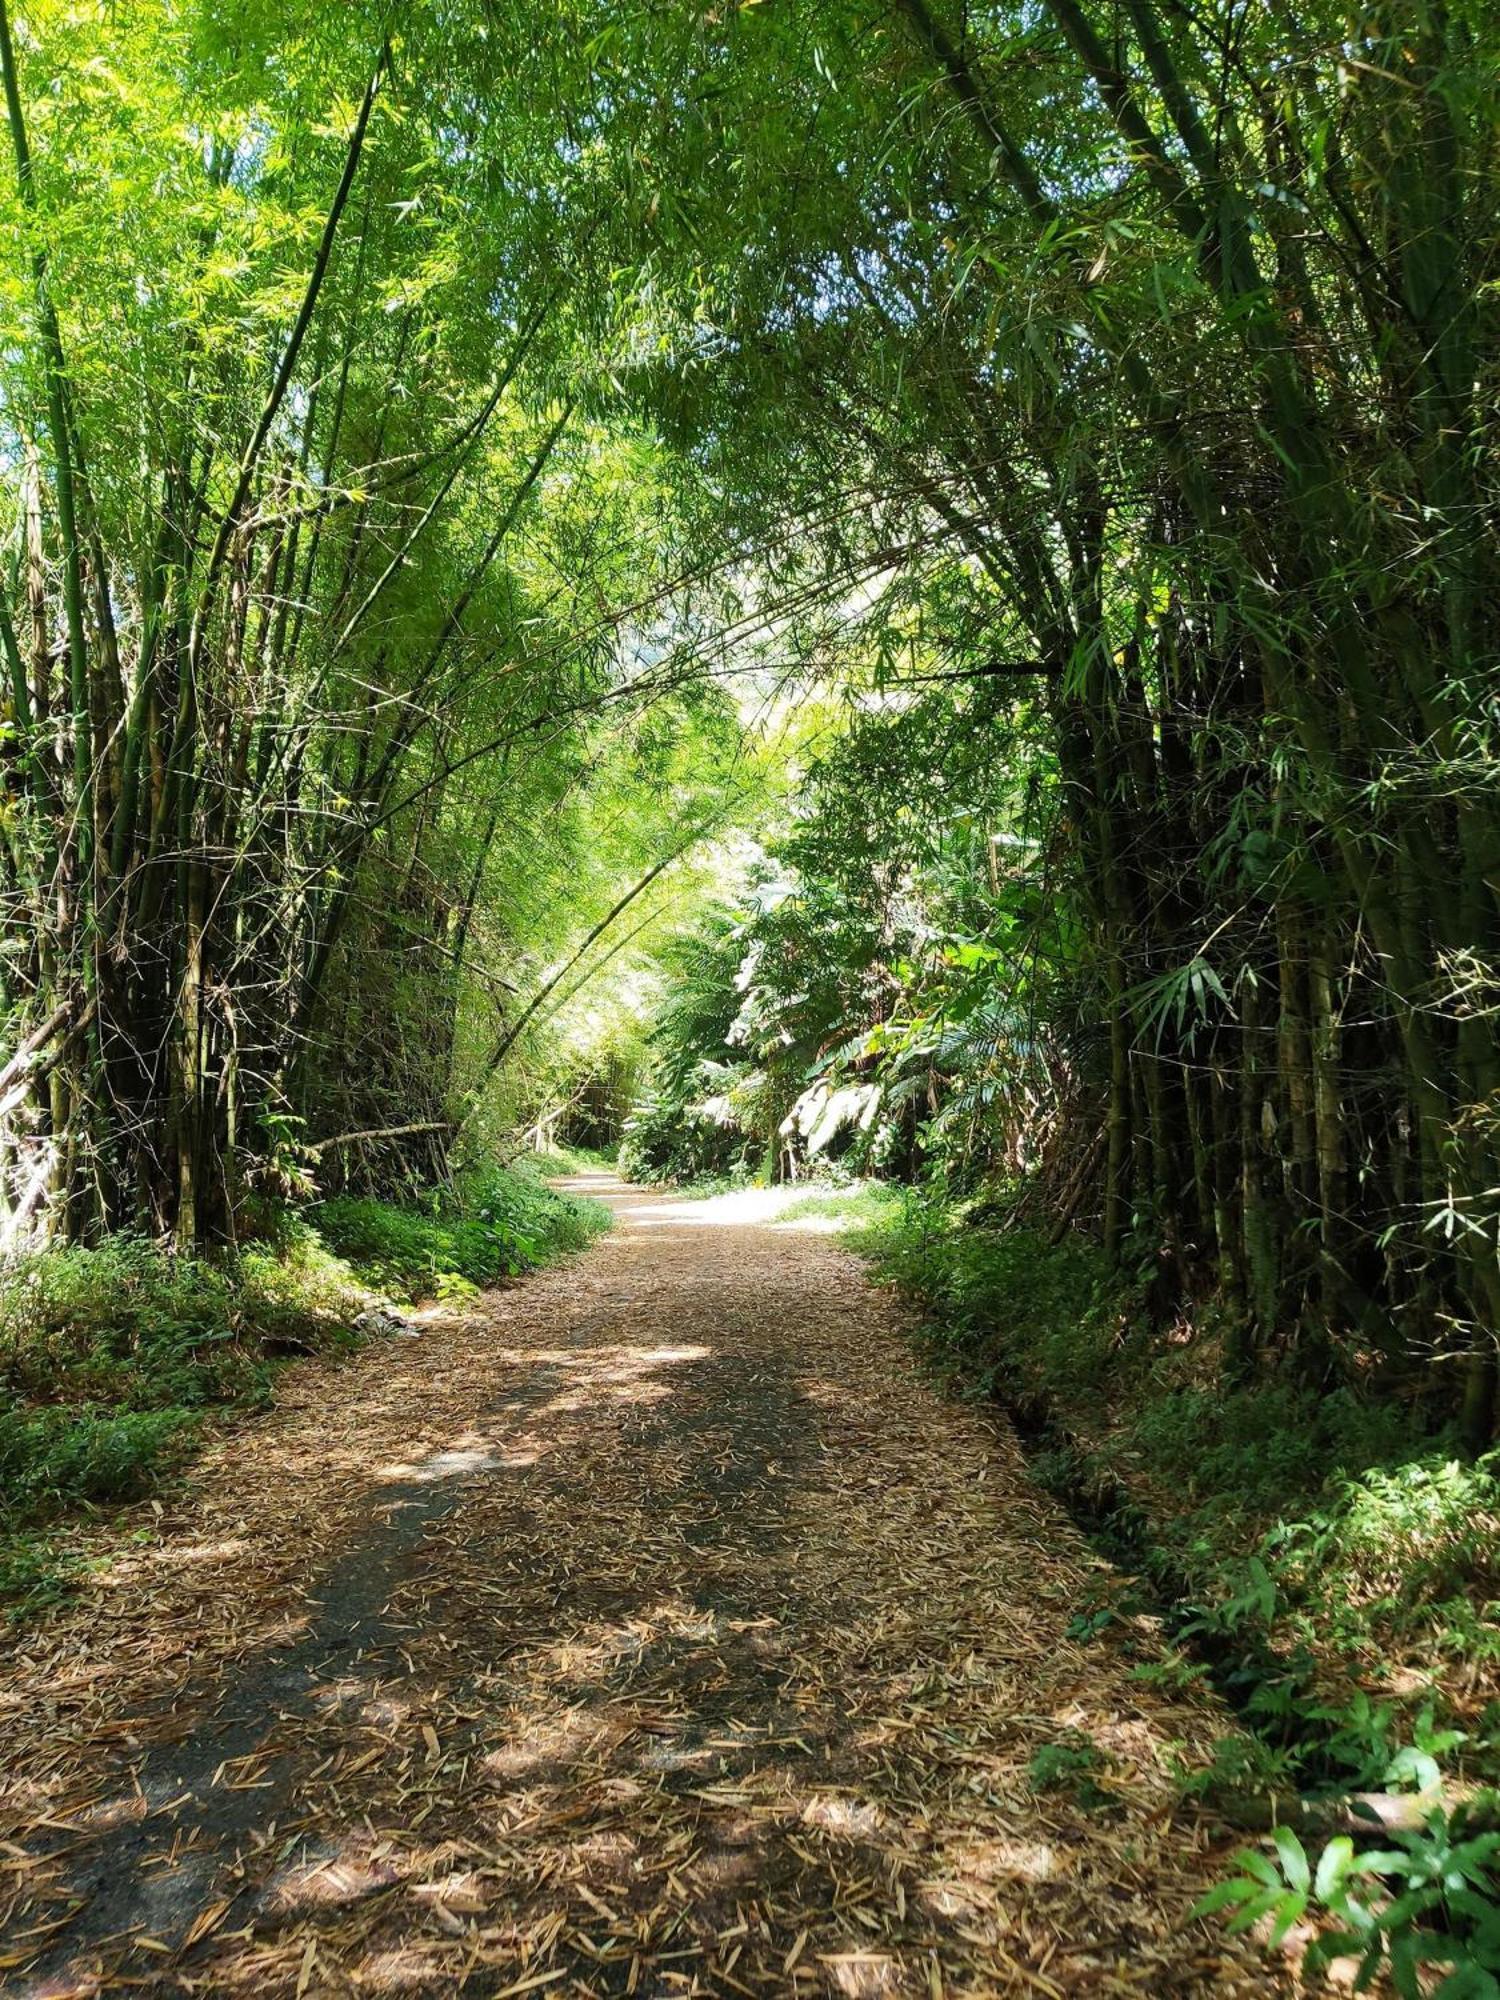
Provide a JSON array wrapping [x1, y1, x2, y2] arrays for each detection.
[[0, 1178, 1288, 1997]]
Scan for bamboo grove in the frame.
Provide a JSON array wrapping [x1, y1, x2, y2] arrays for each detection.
[[597, 0, 1500, 1443], [885, 0, 1500, 1447], [0, 2, 740, 1250], [1, 0, 1498, 1441]]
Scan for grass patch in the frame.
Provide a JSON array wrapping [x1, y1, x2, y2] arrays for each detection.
[[0, 1223, 368, 1613], [0, 1226, 364, 1427], [520, 1142, 617, 1177], [0, 1159, 610, 1615], [776, 1183, 904, 1231], [313, 1160, 609, 1304]]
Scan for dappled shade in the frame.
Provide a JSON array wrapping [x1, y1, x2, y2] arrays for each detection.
[[0, 1182, 1278, 1995]]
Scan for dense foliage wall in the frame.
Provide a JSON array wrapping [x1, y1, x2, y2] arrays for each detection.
[[0, 0, 746, 1244], [602, 0, 1500, 1442], [1, 0, 1496, 1442]]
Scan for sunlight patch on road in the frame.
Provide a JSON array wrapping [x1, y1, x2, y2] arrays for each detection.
[[619, 1186, 840, 1229], [934, 1835, 1059, 1886], [261, 1839, 405, 1914], [373, 1429, 497, 1483], [147, 1537, 250, 1567]]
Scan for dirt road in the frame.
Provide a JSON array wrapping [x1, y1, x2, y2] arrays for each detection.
[[0, 1178, 1283, 1996]]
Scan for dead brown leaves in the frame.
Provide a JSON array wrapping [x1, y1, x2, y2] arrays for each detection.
[[0, 1181, 1290, 1996]]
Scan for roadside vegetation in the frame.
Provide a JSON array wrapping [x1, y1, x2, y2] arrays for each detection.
[[609, 666, 1500, 1977], [314, 1161, 609, 1306], [863, 1200, 1500, 1765], [642, 1176, 1500, 1989], [0, 1162, 606, 1616], [0, 0, 1497, 1983]]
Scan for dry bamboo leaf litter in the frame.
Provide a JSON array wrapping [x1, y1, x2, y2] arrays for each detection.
[[1, 1178, 1294, 1996]]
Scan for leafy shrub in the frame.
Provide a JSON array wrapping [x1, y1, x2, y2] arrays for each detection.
[[0, 1404, 191, 1511], [858, 1198, 1500, 1801], [619, 914, 765, 1185], [618, 1069, 763, 1185], [3, 1237, 280, 1410], [313, 1161, 607, 1301], [0, 1161, 608, 1614], [466, 1162, 609, 1260], [525, 1143, 616, 1177], [1177, 1731, 1303, 1802], [234, 1225, 371, 1355], [0, 1533, 87, 1618], [311, 1197, 485, 1298], [0, 1227, 368, 1557], [860, 1200, 1120, 1395], [1270, 1454, 1500, 1651], [1198, 1810, 1500, 1997], [1028, 1730, 1114, 1807], [777, 1184, 902, 1231], [1128, 1385, 1423, 1521]]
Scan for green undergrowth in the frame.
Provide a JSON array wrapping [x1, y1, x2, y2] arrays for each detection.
[[0, 1223, 366, 1615], [775, 1183, 903, 1232], [520, 1142, 618, 1178], [0, 1161, 608, 1616], [853, 1194, 1500, 1801], [629, 1163, 761, 1196], [313, 1160, 609, 1304], [640, 1167, 904, 1225]]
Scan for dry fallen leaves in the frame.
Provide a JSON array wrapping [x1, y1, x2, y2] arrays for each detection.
[[0, 1179, 1291, 1996]]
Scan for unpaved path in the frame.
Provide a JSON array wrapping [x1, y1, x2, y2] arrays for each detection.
[[1, 1179, 1284, 1997]]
